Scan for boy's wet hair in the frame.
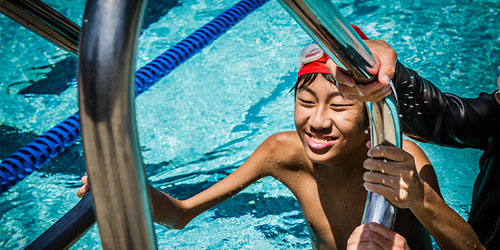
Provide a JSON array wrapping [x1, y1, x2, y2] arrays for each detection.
[[291, 72, 336, 96]]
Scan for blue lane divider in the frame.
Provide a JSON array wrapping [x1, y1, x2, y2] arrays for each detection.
[[0, 0, 269, 194]]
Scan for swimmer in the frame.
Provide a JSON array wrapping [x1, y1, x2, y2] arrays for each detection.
[[78, 43, 459, 250], [329, 39, 495, 249]]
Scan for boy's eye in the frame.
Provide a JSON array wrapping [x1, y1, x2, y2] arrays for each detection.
[[330, 103, 353, 108], [298, 98, 315, 105]]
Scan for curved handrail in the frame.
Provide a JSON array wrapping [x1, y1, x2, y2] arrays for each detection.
[[78, 0, 156, 249], [25, 194, 95, 250]]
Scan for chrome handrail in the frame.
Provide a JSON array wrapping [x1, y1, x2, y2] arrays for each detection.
[[0, 0, 79, 55], [78, 0, 157, 249]]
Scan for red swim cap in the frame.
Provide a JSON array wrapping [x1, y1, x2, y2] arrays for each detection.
[[297, 24, 369, 79]]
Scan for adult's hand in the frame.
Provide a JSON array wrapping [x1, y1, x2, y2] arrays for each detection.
[[347, 222, 410, 250], [326, 39, 397, 102]]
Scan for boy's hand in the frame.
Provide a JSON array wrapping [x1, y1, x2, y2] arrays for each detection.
[[362, 145, 425, 209], [76, 173, 90, 198], [347, 222, 410, 250], [326, 39, 397, 102]]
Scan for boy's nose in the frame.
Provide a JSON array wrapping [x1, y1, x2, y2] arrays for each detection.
[[309, 108, 333, 131]]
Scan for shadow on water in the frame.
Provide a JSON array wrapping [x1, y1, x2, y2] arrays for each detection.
[[207, 71, 296, 155], [16, 56, 78, 95], [337, 0, 379, 18], [212, 191, 301, 219], [13, 0, 180, 96], [256, 223, 309, 247], [149, 165, 237, 193], [0, 125, 38, 159], [213, 191, 309, 243], [231, 71, 296, 134], [1, 125, 87, 176]]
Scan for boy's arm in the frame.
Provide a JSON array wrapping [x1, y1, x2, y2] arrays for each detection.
[[362, 141, 484, 250], [402, 141, 484, 250], [149, 186, 188, 229], [150, 133, 290, 229]]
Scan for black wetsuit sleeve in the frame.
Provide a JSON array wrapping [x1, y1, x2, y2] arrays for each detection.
[[392, 62, 500, 150]]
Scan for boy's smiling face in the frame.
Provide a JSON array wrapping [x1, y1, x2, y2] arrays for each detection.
[[294, 75, 368, 164]]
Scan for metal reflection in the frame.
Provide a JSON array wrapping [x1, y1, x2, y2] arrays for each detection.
[[78, 0, 157, 249], [0, 0, 79, 55]]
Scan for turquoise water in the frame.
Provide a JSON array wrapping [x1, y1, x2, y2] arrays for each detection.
[[0, 0, 499, 249]]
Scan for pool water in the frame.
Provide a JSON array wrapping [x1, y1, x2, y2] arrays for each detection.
[[1, 0, 499, 249]]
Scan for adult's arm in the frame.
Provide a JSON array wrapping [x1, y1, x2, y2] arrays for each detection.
[[393, 62, 500, 149]]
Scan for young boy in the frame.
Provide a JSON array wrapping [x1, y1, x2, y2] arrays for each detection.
[[79, 44, 456, 250]]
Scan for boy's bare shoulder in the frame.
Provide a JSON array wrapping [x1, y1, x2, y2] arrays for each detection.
[[265, 131, 302, 147], [401, 139, 439, 193], [262, 131, 306, 166], [401, 139, 428, 162], [401, 139, 420, 152]]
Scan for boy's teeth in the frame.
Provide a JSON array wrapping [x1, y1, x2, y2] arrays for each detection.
[[311, 136, 328, 143]]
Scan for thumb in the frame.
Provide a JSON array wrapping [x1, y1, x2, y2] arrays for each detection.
[[376, 48, 397, 86], [375, 51, 396, 86]]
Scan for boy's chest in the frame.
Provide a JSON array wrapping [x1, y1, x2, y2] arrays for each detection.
[[288, 175, 368, 249]]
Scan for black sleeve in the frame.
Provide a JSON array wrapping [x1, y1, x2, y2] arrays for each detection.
[[392, 61, 500, 150]]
